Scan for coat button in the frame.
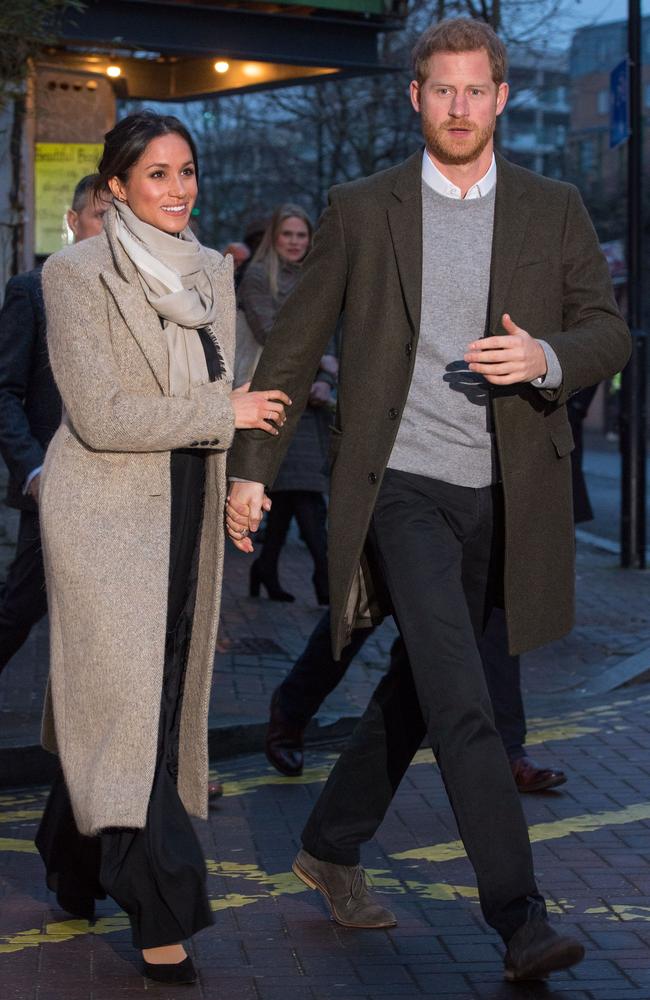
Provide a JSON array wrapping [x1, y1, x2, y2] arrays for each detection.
[[368, 472, 377, 484], [190, 441, 199, 447], [210, 438, 219, 445], [405, 342, 413, 356], [388, 408, 398, 420]]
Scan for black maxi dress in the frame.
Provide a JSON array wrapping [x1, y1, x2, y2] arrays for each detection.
[[36, 329, 225, 948]]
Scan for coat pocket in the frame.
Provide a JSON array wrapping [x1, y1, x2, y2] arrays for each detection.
[[550, 422, 575, 458]]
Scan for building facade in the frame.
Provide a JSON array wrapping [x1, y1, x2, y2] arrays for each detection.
[[499, 47, 570, 180], [568, 17, 650, 198]]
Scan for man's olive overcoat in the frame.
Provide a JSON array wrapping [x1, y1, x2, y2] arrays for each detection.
[[40, 210, 236, 836], [229, 152, 630, 657]]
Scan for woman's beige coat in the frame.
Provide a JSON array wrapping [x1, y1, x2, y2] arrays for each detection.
[[40, 209, 235, 836]]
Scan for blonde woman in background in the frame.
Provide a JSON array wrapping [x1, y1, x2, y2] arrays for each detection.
[[237, 204, 337, 604]]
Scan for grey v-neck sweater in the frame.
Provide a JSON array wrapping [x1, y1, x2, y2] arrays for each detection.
[[388, 181, 497, 487]]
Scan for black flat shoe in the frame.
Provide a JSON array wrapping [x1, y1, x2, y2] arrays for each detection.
[[143, 955, 197, 985]]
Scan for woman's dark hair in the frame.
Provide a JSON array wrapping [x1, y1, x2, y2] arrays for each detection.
[[94, 110, 199, 196]]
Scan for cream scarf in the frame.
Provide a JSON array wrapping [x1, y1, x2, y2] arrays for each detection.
[[114, 200, 221, 396]]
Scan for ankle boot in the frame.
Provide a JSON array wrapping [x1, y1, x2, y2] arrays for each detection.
[[250, 560, 295, 602], [312, 570, 329, 606]]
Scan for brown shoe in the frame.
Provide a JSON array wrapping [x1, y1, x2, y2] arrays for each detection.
[[504, 915, 584, 980], [511, 756, 567, 793], [265, 690, 305, 777], [292, 848, 397, 929]]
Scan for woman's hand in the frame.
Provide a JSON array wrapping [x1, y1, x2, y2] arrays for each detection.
[[230, 383, 292, 434], [226, 482, 269, 552]]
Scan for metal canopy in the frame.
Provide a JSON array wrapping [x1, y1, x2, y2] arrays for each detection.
[[51, 0, 404, 101]]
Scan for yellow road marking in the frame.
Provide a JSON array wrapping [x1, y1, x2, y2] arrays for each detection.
[[216, 721, 598, 798], [0, 915, 129, 954], [0, 838, 38, 853], [219, 762, 336, 797], [393, 800, 650, 862], [0, 810, 45, 825]]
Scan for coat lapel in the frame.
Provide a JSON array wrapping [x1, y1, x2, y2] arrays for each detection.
[[488, 154, 530, 334], [101, 269, 170, 394], [387, 151, 423, 336]]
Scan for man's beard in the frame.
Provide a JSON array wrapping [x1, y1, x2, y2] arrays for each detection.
[[423, 116, 495, 166]]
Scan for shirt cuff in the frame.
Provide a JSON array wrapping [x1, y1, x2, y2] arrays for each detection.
[[530, 341, 562, 390], [23, 466, 43, 494]]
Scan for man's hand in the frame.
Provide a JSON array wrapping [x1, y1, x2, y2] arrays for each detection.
[[226, 481, 267, 553], [27, 473, 41, 504], [464, 314, 547, 385], [309, 380, 331, 407]]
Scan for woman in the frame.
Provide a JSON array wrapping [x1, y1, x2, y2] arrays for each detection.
[[35, 111, 289, 983], [237, 205, 336, 604]]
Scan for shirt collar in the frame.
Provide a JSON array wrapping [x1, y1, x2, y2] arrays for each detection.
[[421, 149, 496, 200]]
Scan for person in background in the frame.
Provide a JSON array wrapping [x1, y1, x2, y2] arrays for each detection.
[[223, 241, 251, 289], [237, 204, 336, 605], [0, 174, 110, 677], [236, 217, 268, 288]]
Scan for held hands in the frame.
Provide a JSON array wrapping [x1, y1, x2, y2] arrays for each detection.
[[230, 382, 292, 433], [464, 314, 547, 385], [226, 482, 268, 553]]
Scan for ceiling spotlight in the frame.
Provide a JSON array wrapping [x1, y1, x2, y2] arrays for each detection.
[[243, 63, 263, 78], [214, 60, 229, 74], [106, 65, 122, 78]]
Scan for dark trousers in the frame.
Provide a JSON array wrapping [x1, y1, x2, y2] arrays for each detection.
[[277, 603, 526, 761], [259, 490, 328, 592], [0, 509, 48, 672], [301, 469, 544, 942]]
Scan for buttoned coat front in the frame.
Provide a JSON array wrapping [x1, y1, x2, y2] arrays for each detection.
[[40, 209, 236, 836], [229, 152, 631, 658]]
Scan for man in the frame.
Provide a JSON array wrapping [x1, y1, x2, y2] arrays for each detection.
[[0, 175, 109, 674], [227, 19, 629, 981], [266, 606, 567, 793]]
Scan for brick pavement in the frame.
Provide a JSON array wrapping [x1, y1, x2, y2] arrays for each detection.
[[2, 523, 650, 755], [1, 451, 650, 994], [3, 685, 650, 998]]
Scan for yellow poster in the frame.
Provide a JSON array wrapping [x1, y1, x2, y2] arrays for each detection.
[[34, 143, 103, 255]]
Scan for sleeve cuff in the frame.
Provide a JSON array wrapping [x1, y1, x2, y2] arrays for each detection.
[[531, 341, 562, 390], [23, 465, 43, 494]]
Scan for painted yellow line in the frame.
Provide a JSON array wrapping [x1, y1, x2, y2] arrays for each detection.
[[0, 838, 38, 854], [0, 915, 129, 955], [0, 810, 44, 825], [215, 722, 598, 799], [218, 761, 336, 798], [393, 800, 650, 862]]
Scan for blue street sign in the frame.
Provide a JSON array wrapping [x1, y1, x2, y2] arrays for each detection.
[[610, 57, 630, 149]]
